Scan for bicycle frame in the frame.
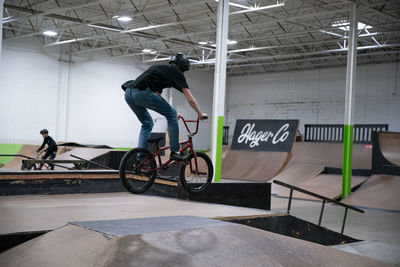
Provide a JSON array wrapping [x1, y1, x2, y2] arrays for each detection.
[[36, 151, 50, 170], [147, 115, 201, 172]]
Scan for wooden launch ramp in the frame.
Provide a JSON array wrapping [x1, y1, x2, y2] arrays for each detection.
[[0, 216, 393, 267]]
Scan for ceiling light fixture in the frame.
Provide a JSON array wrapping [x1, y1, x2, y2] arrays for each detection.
[[43, 30, 57, 36], [332, 21, 373, 31], [142, 49, 157, 54], [117, 16, 132, 22]]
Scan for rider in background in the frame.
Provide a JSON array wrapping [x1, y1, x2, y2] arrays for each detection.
[[123, 53, 207, 162], [37, 129, 58, 170]]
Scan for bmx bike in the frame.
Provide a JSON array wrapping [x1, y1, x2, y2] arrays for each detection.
[[119, 115, 213, 194], [24, 151, 51, 170]]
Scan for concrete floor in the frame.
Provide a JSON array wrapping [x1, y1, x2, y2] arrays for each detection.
[[0, 193, 272, 234], [0, 193, 399, 265]]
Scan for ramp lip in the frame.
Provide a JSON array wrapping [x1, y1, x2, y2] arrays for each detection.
[[69, 216, 231, 236]]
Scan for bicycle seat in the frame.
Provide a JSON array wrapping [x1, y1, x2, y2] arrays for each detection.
[[147, 137, 164, 144]]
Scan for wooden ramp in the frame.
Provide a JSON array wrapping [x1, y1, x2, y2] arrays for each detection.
[[288, 142, 371, 169], [221, 141, 371, 183], [271, 164, 325, 195], [53, 147, 115, 170], [3, 145, 39, 170], [379, 132, 400, 166], [342, 175, 400, 211], [221, 150, 290, 182], [278, 174, 367, 200], [0, 216, 392, 267], [1, 146, 111, 171]]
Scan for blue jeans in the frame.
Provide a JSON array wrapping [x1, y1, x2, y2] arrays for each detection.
[[125, 88, 180, 152]]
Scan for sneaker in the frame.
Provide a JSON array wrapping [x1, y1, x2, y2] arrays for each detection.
[[170, 152, 188, 163]]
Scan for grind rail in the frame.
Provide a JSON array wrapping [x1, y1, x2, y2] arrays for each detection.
[[273, 180, 364, 234], [0, 154, 84, 170]]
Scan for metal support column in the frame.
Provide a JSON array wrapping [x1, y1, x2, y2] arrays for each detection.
[[56, 50, 71, 142], [211, 0, 229, 182], [341, 208, 349, 234], [0, 0, 4, 63], [287, 189, 293, 214], [318, 200, 326, 226], [342, 0, 358, 198]]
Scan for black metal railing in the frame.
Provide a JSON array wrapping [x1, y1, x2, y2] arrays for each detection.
[[223, 126, 229, 145], [304, 124, 388, 143], [273, 180, 364, 234]]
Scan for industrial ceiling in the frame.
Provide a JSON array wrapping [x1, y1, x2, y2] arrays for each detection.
[[3, 0, 400, 75]]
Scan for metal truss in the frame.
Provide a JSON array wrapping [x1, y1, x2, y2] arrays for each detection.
[[2, 0, 400, 74]]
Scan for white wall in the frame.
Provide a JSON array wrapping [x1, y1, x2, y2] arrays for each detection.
[[2, 38, 398, 149], [0, 39, 214, 149], [0, 42, 60, 144], [226, 63, 400, 139], [173, 70, 213, 150]]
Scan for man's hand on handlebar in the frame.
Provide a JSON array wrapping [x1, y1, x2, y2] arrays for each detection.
[[199, 113, 208, 120]]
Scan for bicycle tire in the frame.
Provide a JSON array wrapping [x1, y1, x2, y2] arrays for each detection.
[[119, 148, 157, 194], [180, 152, 213, 193]]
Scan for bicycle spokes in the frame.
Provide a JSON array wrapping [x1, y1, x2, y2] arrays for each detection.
[[180, 152, 213, 193], [119, 148, 157, 194]]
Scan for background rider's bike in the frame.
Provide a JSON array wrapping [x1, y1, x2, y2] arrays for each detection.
[[26, 151, 50, 170], [119, 115, 213, 194]]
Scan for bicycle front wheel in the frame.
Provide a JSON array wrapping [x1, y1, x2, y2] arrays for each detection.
[[180, 152, 213, 193], [119, 148, 157, 194]]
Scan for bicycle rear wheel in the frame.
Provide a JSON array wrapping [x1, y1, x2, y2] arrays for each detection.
[[119, 148, 157, 194], [180, 152, 213, 193]]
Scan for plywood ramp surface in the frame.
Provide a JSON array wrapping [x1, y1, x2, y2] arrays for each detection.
[[221, 150, 289, 182], [1, 220, 392, 267], [0, 225, 116, 267], [280, 174, 367, 200], [55, 147, 113, 160], [54, 147, 114, 170], [343, 174, 400, 211], [379, 132, 400, 166], [4, 145, 42, 170], [103, 224, 392, 267], [221, 150, 255, 179], [289, 142, 371, 169], [271, 164, 325, 195]]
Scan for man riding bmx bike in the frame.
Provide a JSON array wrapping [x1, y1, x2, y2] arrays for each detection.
[[122, 53, 207, 162]]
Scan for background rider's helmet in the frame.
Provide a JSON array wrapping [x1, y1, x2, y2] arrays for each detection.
[[169, 53, 190, 72], [40, 129, 49, 135]]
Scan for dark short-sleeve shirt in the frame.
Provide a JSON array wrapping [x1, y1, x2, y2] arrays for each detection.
[[130, 64, 189, 94]]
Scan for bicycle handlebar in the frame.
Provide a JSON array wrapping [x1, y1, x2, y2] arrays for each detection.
[[178, 115, 207, 135]]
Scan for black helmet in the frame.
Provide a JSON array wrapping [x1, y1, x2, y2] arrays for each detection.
[[170, 53, 190, 72], [40, 129, 48, 135]]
